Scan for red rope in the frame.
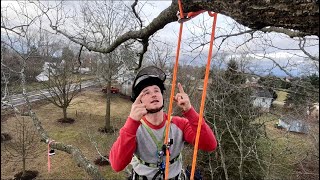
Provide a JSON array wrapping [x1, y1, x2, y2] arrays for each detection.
[[48, 140, 55, 173]]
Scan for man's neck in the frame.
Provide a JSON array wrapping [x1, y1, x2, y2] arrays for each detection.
[[144, 110, 164, 126]]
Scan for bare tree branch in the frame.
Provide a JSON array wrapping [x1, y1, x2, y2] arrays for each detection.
[[39, 3, 177, 55], [131, 0, 143, 29], [298, 37, 319, 62]]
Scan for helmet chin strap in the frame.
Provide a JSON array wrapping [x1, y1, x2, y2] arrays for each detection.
[[146, 105, 164, 114]]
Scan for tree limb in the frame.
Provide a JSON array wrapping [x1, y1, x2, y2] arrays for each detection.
[[44, 4, 177, 54], [131, 0, 143, 29]]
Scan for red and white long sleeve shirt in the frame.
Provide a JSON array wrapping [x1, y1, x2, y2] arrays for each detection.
[[109, 107, 217, 179]]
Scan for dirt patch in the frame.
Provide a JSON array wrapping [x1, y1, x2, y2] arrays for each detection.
[[98, 126, 118, 134], [1, 133, 12, 142], [57, 117, 76, 124], [94, 155, 110, 166], [14, 170, 38, 180]]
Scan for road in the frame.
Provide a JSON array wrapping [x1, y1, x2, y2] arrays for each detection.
[[1, 80, 100, 108]]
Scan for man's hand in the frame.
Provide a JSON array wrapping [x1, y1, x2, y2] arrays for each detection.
[[174, 83, 192, 112], [129, 92, 147, 121]]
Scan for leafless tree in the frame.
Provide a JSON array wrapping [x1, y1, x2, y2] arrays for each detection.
[[36, 0, 139, 132], [1, 2, 104, 179], [144, 41, 174, 70], [2, 115, 41, 179], [40, 55, 81, 122]]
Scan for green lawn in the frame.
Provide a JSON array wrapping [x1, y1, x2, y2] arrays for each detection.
[[256, 113, 318, 179], [7, 74, 96, 94], [275, 90, 288, 102]]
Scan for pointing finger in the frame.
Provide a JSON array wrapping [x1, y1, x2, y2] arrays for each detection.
[[178, 83, 185, 93], [134, 92, 144, 104]]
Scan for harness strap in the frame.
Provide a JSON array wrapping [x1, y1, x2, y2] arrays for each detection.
[[134, 153, 181, 168], [132, 169, 180, 180], [140, 117, 168, 151]]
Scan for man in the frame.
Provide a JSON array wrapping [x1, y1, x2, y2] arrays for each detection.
[[109, 66, 217, 179]]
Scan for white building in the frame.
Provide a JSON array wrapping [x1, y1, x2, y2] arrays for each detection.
[[251, 88, 274, 112], [36, 62, 56, 82]]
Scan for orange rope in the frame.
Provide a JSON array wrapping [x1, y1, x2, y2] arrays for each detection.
[[163, 1, 184, 179], [190, 12, 218, 180], [165, 1, 218, 179]]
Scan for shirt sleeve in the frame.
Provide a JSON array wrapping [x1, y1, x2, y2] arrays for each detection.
[[109, 117, 141, 172], [175, 107, 217, 151]]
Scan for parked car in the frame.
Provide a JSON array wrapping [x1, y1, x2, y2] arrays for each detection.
[[102, 86, 120, 94]]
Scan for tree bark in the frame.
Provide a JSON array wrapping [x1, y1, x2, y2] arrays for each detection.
[[177, 0, 319, 36]]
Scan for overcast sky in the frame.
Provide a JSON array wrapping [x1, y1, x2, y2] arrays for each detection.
[[2, 0, 319, 77]]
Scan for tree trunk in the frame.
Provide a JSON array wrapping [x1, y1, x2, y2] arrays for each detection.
[[22, 118, 26, 177], [63, 107, 67, 120], [22, 156, 26, 177], [105, 55, 111, 131]]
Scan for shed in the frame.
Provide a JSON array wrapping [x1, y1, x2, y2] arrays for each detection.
[[278, 117, 309, 134]]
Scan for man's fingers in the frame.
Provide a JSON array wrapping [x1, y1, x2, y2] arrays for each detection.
[[178, 83, 185, 93], [135, 103, 146, 108]]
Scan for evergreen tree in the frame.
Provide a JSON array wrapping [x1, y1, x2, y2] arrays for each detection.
[[284, 79, 316, 114], [306, 73, 319, 89], [199, 60, 265, 179]]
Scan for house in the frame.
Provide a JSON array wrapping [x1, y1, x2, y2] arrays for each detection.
[[36, 73, 49, 82], [307, 103, 319, 120], [251, 87, 274, 112], [278, 116, 309, 134], [78, 67, 90, 74], [197, 78, 213, 91], [245, 76, 260, 86], [115, 65, 135, 96], [36, 62, 56, 82]]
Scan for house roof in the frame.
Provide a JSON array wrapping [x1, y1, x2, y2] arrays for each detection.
[[279, 116, 304, 124], [252, 87, 273, 98]]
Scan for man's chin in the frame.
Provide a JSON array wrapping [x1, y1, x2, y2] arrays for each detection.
[[146, 105, 164, 114]]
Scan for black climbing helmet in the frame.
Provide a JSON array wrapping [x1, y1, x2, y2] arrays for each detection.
[[131, 66, 166, 102]]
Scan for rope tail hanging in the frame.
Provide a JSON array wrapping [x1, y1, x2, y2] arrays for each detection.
[[163, 0, 218, 179], [190, 11, 218, 180], [163, 0, 185, 179]]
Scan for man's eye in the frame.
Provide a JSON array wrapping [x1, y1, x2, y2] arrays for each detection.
[[144, 92, 150, 95]]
